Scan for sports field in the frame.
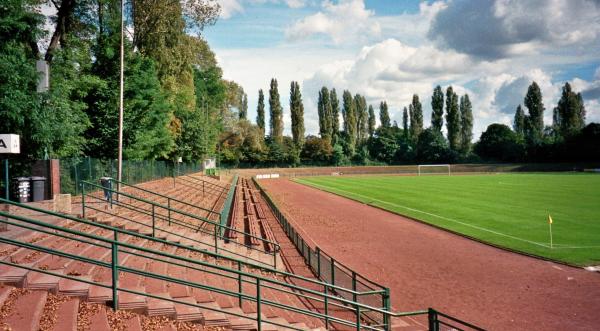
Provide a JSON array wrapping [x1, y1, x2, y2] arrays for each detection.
[[295, 173, 600, 266]]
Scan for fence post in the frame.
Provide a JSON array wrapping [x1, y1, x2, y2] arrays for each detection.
[[237, 261, 242, 307], [167, 198, 171, 226], [324, 284, 329, 329], [111, 231, 119, 310], [356, 304, 361, 331], [428, 308, 437, 331], [331, 257, 335, 285], [81, 183, 86, 219], [317, 247, 321, 278], [151, 204, 155, 238], [383, 287, 391, 331], [214, 225, 218, 254], [352, 271, 357, 303], [256, 278, 262, 331]]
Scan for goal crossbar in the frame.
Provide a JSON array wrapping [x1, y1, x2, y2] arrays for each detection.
[[417, 164, 451, 176]]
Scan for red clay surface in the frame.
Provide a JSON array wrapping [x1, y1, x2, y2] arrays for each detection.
[[260, 178, 600, 331]]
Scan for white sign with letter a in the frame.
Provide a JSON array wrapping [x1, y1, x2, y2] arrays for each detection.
[[0, 134, 20, 154]]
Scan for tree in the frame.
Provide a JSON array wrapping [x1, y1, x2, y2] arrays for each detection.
[[445, 86, 461, 151], [459, 94, 473, 155], [524, 81, 544, 144], [379, 101, 391, 128], [368, 105, 376, 137], [290, 81, 305, 149], [416, 128, 449, 163], [256, 89, 265, 135], [239, 93, 248, 119], [301, 136, 332, 163], [318, 87, 332, 142], [474, 124, 524, 162], [355, 94, 368, 142], [342, 90, 357, 156], [269, 78, 283, 144], [556, 82, 586, 137], [402, 107, 409, 139], [330, 88, 340, 144], [513, 105, 525, 136], [409, 94, 423, 143], [431, 85, 444, 132]]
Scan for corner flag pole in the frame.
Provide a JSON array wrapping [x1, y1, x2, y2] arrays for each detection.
[[548, 214, 553, 249]]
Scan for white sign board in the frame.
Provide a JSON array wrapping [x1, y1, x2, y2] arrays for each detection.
[[0, 134, 20, 154]]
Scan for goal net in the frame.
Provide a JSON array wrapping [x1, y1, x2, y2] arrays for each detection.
[[417, 164, 451, 176]]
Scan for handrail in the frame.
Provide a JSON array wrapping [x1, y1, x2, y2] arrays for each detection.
[[0, 207, 395, 331], [110, 177, 219, 219], [81, 180, 279, 268], [0, 198, 380, 297], [220, 175, 238, 236]]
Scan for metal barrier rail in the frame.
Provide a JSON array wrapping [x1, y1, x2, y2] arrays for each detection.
[[220, 175, 238, 236], [110, 178, 220, 220], [0, 199, 406, 331], [81, 179, 279, 268], [252, 177, 391, 326]]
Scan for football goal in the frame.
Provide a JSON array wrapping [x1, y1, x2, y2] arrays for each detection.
[[417, 164, 451, 176]]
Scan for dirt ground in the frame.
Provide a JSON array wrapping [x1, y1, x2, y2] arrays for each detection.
[[259, 178, 600, 331]]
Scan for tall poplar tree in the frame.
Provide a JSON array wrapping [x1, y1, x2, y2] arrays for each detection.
[[445, 86, 461, 151], [513, 104, 525, 137], [355, 94, 368, 142], [379, 101, 391, 128], [402, 107, 409, 139], [256, 89, 265, 135], [290, 81, 305, 148], [368, 105, 376, 137], [431, 85, 444, 132], [269, 78, 283, 144], [459, 94, 473, 155], [409, 94, 423, 142], [342, 90, 357, 155], [330, 88, 340, 144], [524, 81, 544, 144], [318, 87, 332, 142], [239, 93, 248, 119], [556, 82, 586, 137]]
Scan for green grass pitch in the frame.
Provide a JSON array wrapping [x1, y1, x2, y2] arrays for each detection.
[[295, 173, 600, 266]]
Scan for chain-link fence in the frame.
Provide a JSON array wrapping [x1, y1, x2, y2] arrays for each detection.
[[60, 157, 202, 195]]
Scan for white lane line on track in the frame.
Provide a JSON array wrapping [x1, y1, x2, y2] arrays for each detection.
[[301, 180, 552, 249]]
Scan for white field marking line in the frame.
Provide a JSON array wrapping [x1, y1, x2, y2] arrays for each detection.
[[302, 180, 552, 249]]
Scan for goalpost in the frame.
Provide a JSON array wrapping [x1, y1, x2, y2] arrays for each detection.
[[417, 164, 451, 176]]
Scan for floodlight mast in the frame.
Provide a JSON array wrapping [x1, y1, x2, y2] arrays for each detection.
[[117, 0, 124, 189]]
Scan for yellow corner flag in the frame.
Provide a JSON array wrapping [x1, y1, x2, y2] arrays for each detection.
[[548, 214, 553, 224]]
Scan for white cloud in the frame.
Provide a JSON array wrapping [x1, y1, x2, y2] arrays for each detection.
[[285, 0, 380, 44], [218, 0, 244, 19], [284, 0, 307, 8]]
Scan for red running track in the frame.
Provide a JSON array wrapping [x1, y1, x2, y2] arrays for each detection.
[[260, 178, 600, 331]]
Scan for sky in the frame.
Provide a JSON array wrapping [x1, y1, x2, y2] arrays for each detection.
[[205, 0, 600, 138]]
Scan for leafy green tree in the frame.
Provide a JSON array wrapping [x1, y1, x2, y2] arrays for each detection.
[[474, 124, 524, 162], [290, 81, 305, 149], [379, 101, 391, 128], [459, 94, 473, 155], [409, 94, 423, 143], [368, 105, 376, 137], [301, 136, 332, 163], [431, 85, 444, 132], [330, 88, 340, 144], [524, 81, 545, 144], [355, 94, 368, 142], [416, 128, 449, 163], [445, 86, 460, 151], [269, 78, 283, 144], [556, 82, 586, 137], [256, 89, 265, 135], [513, 105, 526, 136], [239, 93, 248, 119], [342, 90, 357, 156], [318, 87, 332, 142]]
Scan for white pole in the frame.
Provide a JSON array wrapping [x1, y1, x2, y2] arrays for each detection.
[[117, 0, 124, 189], [549, 222, 553, 249]]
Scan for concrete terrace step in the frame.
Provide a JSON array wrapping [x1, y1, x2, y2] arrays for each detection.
[[2, 290, 47, 331]]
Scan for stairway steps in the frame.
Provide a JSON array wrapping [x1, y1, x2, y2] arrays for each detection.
[[26, 269, 63, 292], [3, 290, 47, 331], [174, 296, 203, 322], [147, 292, 176, 317], [123, 315, 143, 331], [58, 275, 91, 297], [52, 297, 79, 331], [88, 306, 112, 331]]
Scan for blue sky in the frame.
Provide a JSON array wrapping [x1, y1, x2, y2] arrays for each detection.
[[203, 0, 600, 137]]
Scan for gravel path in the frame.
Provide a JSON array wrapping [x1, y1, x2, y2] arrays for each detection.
[[260, 178, 600, 330]]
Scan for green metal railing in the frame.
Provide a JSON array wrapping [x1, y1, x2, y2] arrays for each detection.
[[80, 179, 279, 268], [253, 177, 390, 325], [0, 198, 407, 331], [220, 175, 238, 236]]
